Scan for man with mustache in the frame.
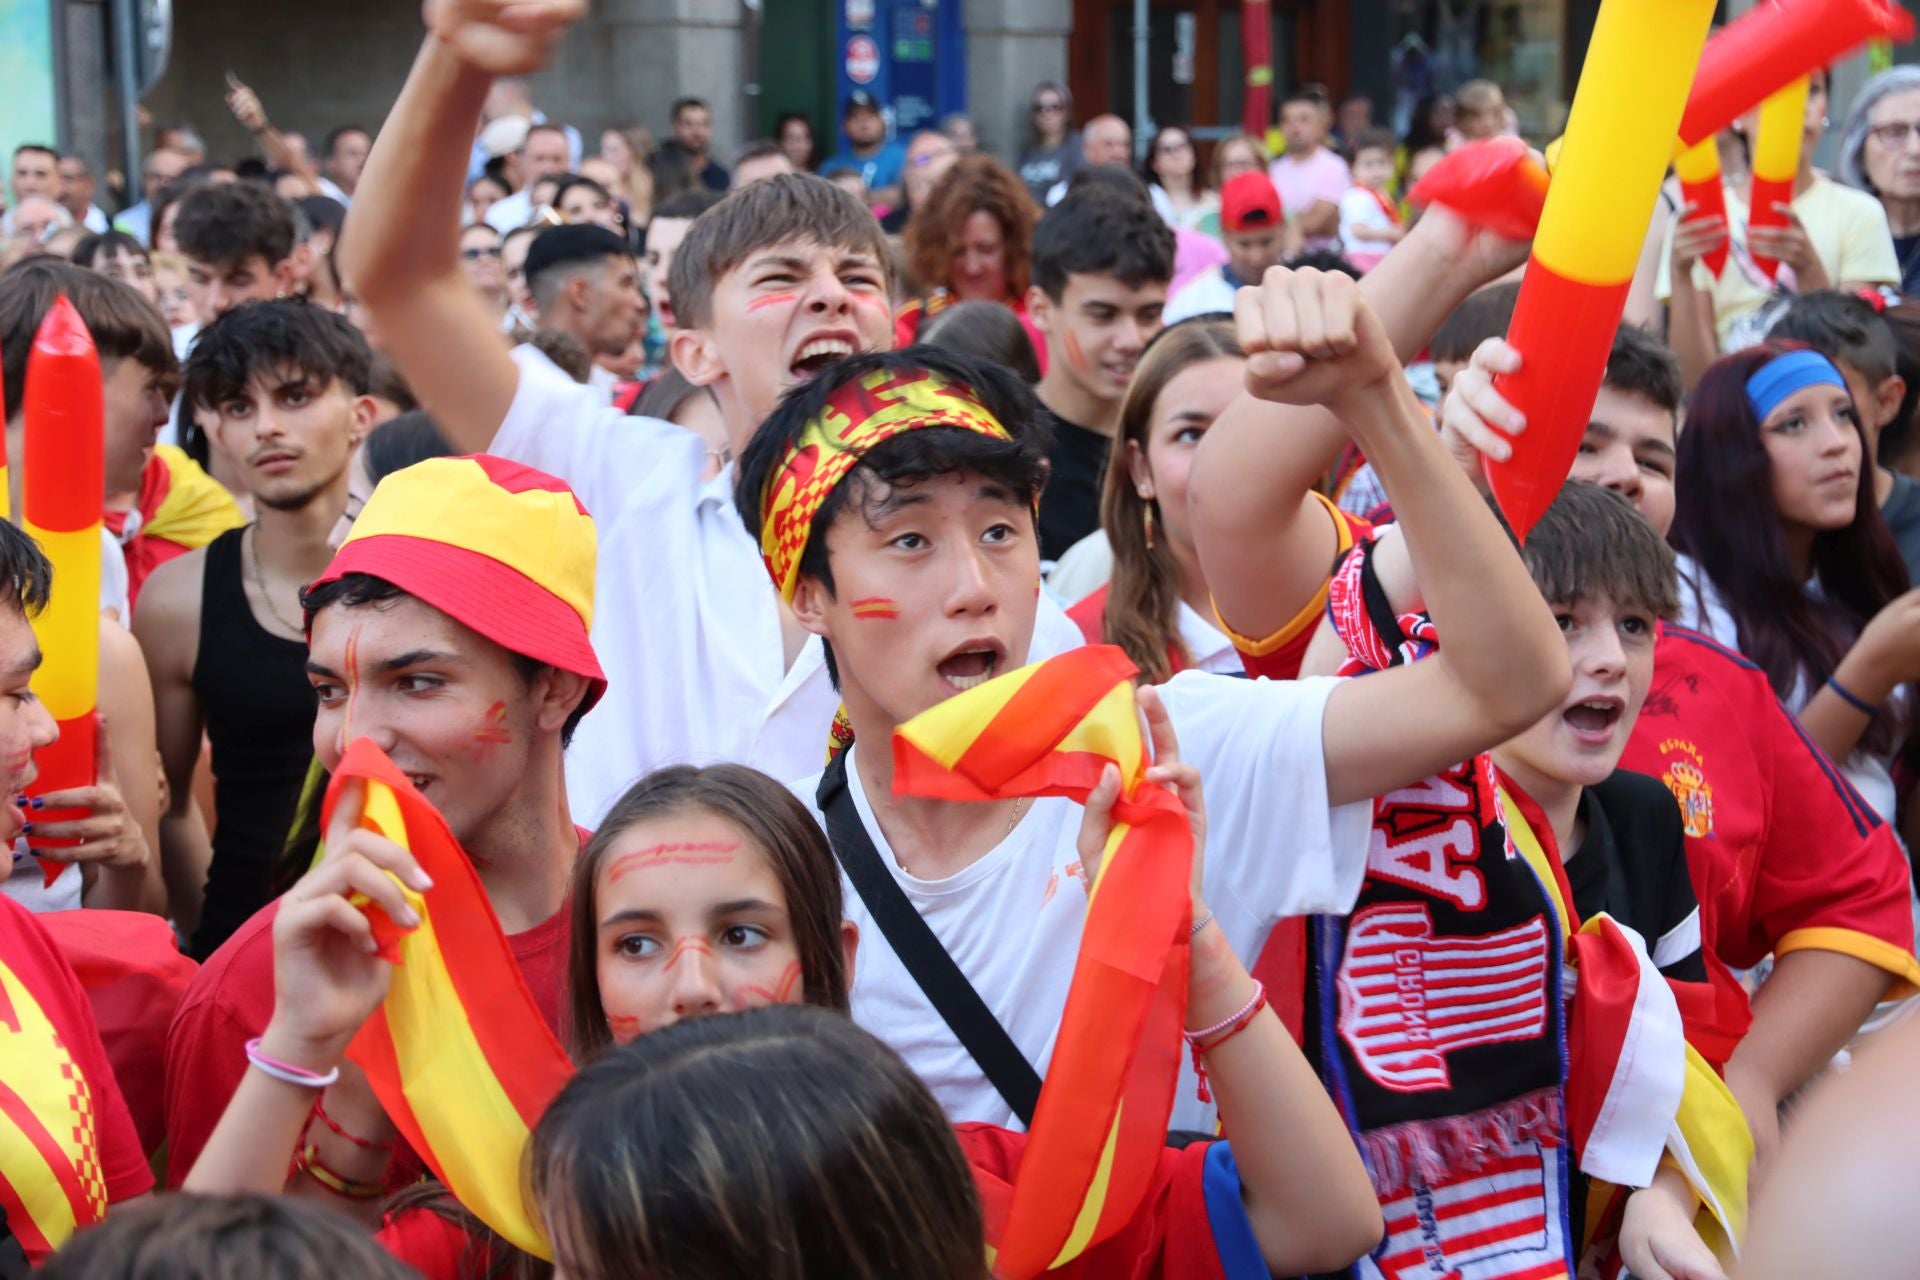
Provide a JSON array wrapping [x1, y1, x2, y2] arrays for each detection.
[[135, 301, 375, 957]]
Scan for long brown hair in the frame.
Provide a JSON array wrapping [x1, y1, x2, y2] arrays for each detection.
[[903, 153, 1039, 298], [1101, 318, 1244, 683], [566, 764, 851, 1062]]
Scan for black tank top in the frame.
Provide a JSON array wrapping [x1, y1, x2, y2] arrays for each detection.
[[188, 527, 315, 959]]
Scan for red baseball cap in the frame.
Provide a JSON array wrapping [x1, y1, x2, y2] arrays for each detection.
[[308, 455, 607, 712], [1220, 171, 1284, 234]]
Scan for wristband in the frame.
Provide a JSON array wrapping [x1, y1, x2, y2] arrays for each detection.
[[1185, 980, 1268, 1104], [293, 1143, 385, 1199], [1189, 909, 1215, 938], [244, 1037, 340, 1089], [313, 1098, 394, 1153], [1827, 675, 1879, 717]]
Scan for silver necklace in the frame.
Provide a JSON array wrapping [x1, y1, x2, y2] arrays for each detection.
[[247, 524, 302, 635]]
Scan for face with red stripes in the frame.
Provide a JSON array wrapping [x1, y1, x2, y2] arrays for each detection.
[[307, 596, 585, 846], [791, 470, 1040, 732], [593, 807, 854, 1039]]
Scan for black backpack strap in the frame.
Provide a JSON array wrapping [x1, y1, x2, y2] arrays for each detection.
[[817, 751, 1043, 1126]]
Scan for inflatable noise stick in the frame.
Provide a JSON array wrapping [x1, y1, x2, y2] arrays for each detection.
[[1678, 0, 1913, 150], [1488, 0, 1718, 541], [21, 297, 104, 884], [1747, 75, 1811, 283]]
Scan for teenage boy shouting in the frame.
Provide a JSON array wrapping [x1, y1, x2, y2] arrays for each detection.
[[731, 266, 1570, 1134], [339, 0, 1083, 822], [1429, 322, 1920, 1177]]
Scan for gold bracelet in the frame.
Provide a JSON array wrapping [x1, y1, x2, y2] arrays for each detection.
[[294, 1142, 386, 1200]]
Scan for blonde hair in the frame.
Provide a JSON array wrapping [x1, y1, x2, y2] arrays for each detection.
[[1101, 318, 1244, 683]]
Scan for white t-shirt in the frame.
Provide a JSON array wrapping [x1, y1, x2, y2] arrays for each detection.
[[1163, 266, 1239, 325], [797, 669, 1371, 1132], [1337, 186, 1399, 259], [493, 345, 1086, 823]]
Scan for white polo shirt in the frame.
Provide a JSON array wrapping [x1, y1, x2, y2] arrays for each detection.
[[493, 344, 1085, 823], [799, 668, 1371, 1133]]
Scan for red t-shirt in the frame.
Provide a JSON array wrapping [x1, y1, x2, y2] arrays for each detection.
[[162, 896, 572, 1187], [0, 895, 152, 1259], [377, 1128, 1267, 1280], [1620, 626, 1920, 989]]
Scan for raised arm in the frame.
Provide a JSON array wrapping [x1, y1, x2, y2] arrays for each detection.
[[1190, 206, 1529, 641], [1077, 691, 1382, 1274], [337, 0, 580, 453], [225, 76, 322, 195], [1225, 268, 1568, 806]]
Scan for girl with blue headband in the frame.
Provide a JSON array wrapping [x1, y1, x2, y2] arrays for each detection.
[[1670, 342, 1919, 821]]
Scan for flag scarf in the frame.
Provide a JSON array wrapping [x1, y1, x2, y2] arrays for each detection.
[[1315, 543, 1749, 1279], [103, 445, 245, 600], [892, 645, 1192, 1278], [326, 739, 573, 1259], [0, 957, 109, 1261]]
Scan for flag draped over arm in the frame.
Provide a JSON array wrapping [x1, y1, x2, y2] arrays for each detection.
[[325, 740, 573, 1260], [892, 645, 1192, 1279]]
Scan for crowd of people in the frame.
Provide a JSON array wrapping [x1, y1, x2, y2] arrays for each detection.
[[2, 0, 1920, 1275]]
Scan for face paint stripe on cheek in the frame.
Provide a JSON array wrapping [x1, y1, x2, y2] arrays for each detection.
[[746, 292, 798, 313], [469, 700, 511, 761], [850, 596, 900, 619], [1065, 330, 1088, 374], [606, 840, 739, 881], [733, 959, 804, 1008]]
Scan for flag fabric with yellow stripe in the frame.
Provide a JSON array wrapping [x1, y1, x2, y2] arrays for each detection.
[[0, 960, 110, 1260], [892, 645, 1191, 1278], [326, 739, 572, 1260]]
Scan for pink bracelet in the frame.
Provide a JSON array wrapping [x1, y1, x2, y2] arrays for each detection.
[[245, 1037, 341, 1089], [1184, 980, 1266, 1043]]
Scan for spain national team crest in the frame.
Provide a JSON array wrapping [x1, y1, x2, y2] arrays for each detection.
[[1657, 740, 1714, 838]]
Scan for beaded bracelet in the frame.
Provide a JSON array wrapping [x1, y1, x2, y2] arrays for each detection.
[[1189, 909, 1215, 938], [1828, 675, 1879, 718], [1185, 980, 1268, 1104], [244, 1037, 340, 1089], [293, 1143, 386, 1200], [313, 1098, 395, 1153]]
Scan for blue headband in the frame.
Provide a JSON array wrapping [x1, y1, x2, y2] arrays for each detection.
[[1747, 350, 1847, 422]]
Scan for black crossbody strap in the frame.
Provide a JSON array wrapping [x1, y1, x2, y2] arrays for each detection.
[[817, 752, 1042, 1126]]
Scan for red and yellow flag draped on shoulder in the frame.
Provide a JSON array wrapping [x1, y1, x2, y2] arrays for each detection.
[[893, 645, 1193, 1278], [324, 740, 573, 1260]]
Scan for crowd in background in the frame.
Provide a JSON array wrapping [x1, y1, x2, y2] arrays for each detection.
[[1, 7, 1920, 1277]]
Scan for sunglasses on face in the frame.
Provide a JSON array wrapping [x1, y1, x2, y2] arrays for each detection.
[[1033, 101, 1064, 114], [462, 246, 503, 260]]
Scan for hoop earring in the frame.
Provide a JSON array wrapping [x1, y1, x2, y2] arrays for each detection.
[[1143, 502, 1157, 551]]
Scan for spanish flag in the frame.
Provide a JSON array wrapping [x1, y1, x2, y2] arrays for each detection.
[[893, 645, 1191, 1278], [326, 739, 571, 1260]]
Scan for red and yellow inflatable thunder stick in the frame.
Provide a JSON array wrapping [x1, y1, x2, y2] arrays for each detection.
[[1670, 0, 1916, 281], [1746, 75, 1812, 282], [22, 297, 103, 878], [1487, 0, 1717, 540]]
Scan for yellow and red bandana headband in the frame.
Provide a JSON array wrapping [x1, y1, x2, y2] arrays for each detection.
[[759, 367, 1013, 603], [308, 455, 608, 711]]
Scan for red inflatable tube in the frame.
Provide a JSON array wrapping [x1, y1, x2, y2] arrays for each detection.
[[1406, 137, 1550, 243], [1678, 0, 1914, 148], [1486, 265, 1634, 538], [1678, 176, 1731, 280]]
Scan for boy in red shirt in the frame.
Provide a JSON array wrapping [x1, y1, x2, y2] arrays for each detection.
[[1438, 321, 1920, 1174]]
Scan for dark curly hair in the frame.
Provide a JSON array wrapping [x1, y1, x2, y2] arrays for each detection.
[[903, 153, 1039, 299]]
